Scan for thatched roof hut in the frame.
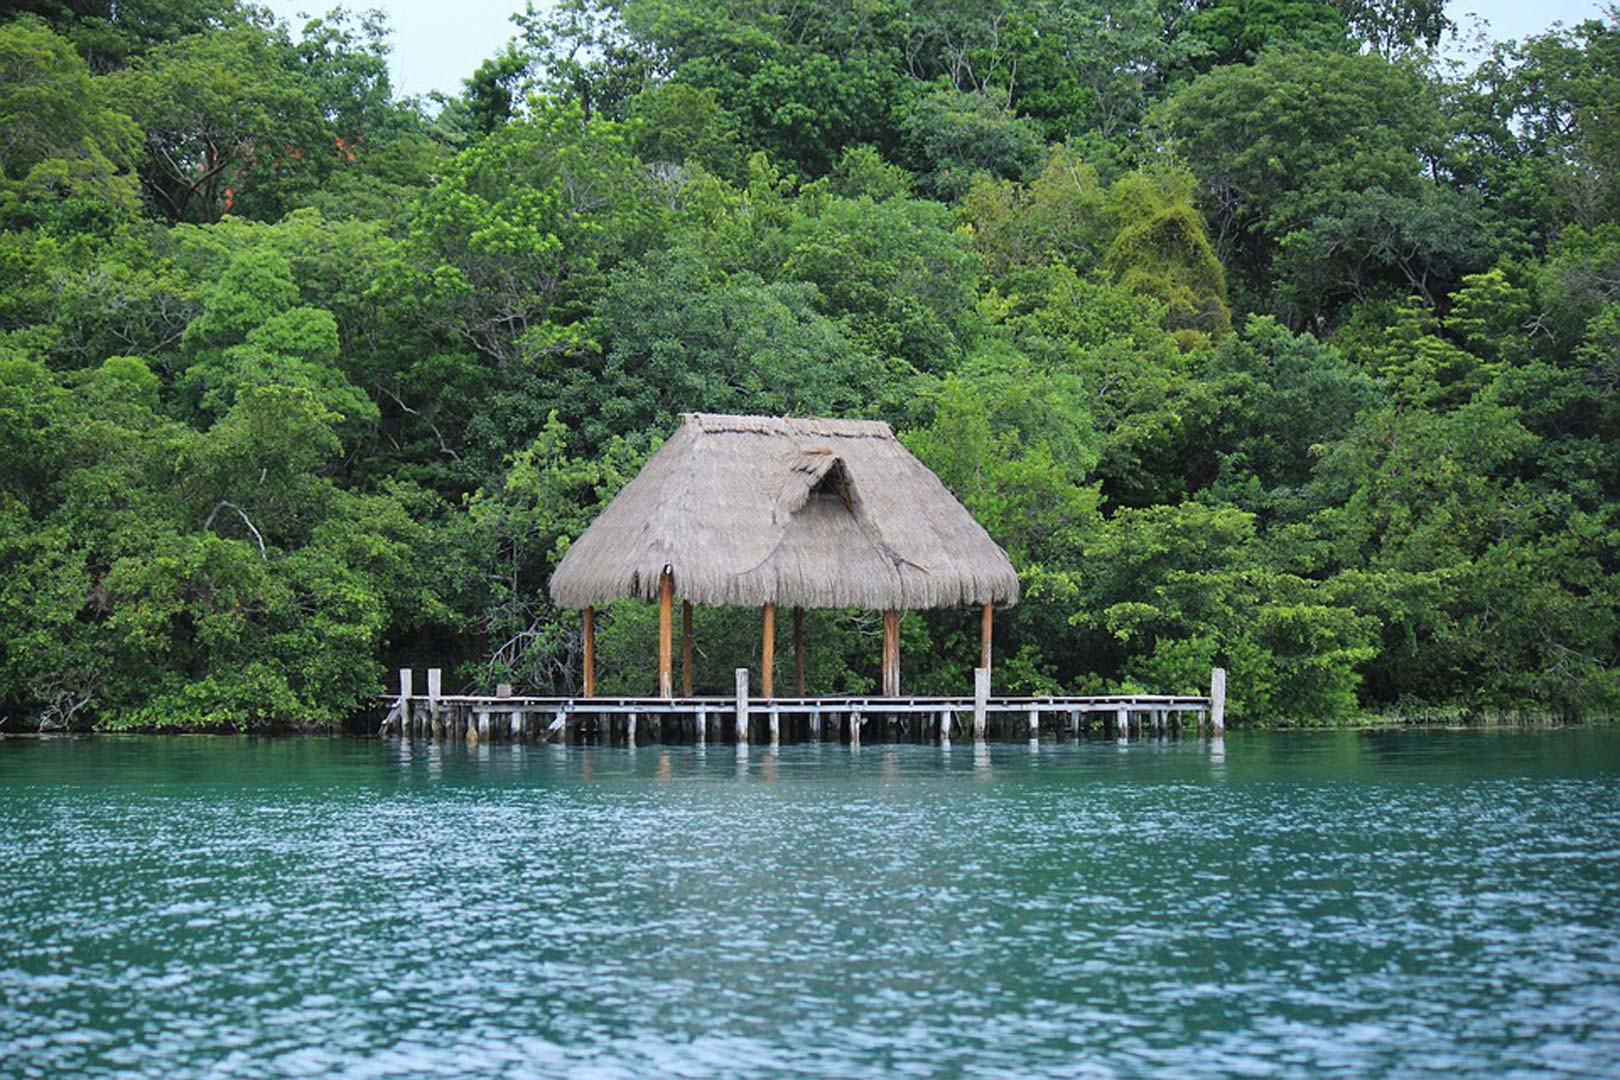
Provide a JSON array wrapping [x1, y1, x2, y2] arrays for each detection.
[[549, 413, 1019, 611]]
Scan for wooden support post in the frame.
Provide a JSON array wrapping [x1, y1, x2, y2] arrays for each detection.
[[793, 606, 806, 697], [1069, 709, 1080, 739], [696, 704, 706, 745], [1210, 667, 1226, 733], [582, 606, 596, 698], [627, 711, 638, 746], [882, 609, 900, 697], [658, 569, 674, 699], [973, 667, 989, 740], [1027, 707, 1039, 740], [850, 710, 862, 747], [1116, 706, 1129, 740], [735, 668, 750, 745], [810, 705, 822, 741], [761, 603, 775, 699], [939, 708, 951, 742], [980, 601, 993, 675], [426, 668, 442, 738], [681, 600, 694, 698], [769, 704, 780, 746], [397, 669, 413, 737]]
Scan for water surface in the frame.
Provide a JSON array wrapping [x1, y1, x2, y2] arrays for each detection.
[[3, 730, 1618, 1078]]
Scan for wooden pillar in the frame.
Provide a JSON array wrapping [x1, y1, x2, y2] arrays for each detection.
[[735, 667, 750, 745], [793, 606, 806, 697], [681, 600, 694, 698], [973, 667, 989, 740], [1210, 667, 1227, 733], [980, 602, 993, 677], [761, 602, 776, 699], [397, 668, 412, 737], [881, 609, 900, 697], [582, 606, 596, 698], [658, 569, 674, 699]]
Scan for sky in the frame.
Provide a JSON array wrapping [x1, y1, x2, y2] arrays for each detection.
[[257, 0, 1614, 100]]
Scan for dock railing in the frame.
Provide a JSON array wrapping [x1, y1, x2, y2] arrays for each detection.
[[378, 667, 1227, 745]]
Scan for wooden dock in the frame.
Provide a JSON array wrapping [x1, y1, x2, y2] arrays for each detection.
[[378, 667, 1226, 745]]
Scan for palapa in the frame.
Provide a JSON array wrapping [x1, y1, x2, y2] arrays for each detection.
[[549, 413, 1019, 611]]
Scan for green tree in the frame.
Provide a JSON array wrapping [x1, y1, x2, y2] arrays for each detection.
[[102, 23, 327, 221], [1103, 164, 1232, 345], [1182, 0, 1352, 71], [0, 17, 138, 215], [1156, 50, 1442, 300]]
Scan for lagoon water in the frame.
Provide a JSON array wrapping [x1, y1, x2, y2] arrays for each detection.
[[2, 730, 1619, 1078]]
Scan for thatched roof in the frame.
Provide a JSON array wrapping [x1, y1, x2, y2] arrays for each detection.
[[549, 414, 1020, 610]]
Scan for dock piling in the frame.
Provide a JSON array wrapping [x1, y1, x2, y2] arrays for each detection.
[[397, 669, 413, 736], [734, 668, 750, 745], [973, 667, 989, 740]]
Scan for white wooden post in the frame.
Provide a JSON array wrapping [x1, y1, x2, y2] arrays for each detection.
[[1027, 707, 1039, 739], [973, 667, 989, 740], [735, 668, 750, 745], [939, 708, 951, 742], [850, 709, 862, 747], [696, 704, 707, 745], [397, 668, 413, 736], [627, 711, 638, 746], [1210, 667, 1227, 733], [1116, 706, 1129, 741], [426, 668, 441, 736]]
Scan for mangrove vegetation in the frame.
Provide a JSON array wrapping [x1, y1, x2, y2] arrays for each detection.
[[1, 0, 1618, 728]]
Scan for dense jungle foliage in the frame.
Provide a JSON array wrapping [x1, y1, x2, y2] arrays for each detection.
[[1, 0, 1617, 728]]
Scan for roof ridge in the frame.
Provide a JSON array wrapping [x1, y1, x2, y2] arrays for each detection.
[[682, 412, 893, 438]]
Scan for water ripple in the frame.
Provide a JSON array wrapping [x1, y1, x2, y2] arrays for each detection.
[[2, 730, 1618, 1078]]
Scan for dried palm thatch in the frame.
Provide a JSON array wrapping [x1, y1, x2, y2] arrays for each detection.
[[549, 413, 1020, 610]]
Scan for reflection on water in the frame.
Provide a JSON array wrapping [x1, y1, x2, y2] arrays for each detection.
[[2, 730, 1619, 1079]]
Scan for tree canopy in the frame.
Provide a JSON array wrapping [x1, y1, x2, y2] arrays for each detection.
[[2, 0, 1617, 730]]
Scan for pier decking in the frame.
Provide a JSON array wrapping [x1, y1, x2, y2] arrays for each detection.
[[379, 667, 1226, 744]]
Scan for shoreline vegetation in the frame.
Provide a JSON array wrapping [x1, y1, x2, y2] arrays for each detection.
[[3, 2, 1619, 734]]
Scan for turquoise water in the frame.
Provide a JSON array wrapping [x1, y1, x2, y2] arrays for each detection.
[[2, 731, 1618, 1078]]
